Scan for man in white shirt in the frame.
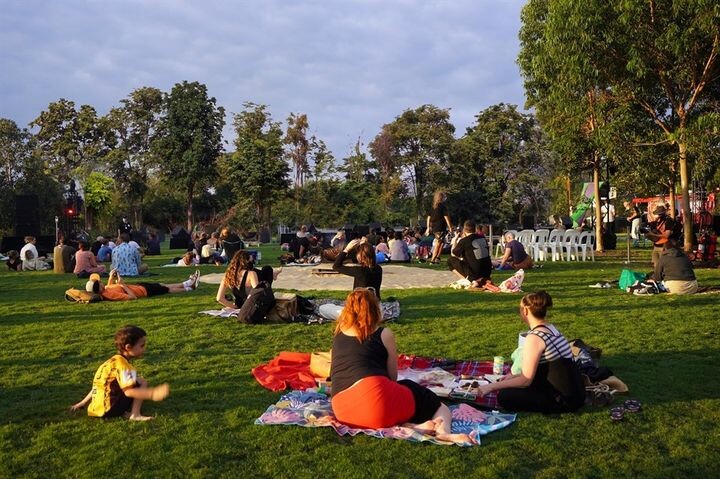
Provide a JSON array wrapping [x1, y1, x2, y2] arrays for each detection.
[[601, 200, 616, 234], [20, 236, 50, 270]]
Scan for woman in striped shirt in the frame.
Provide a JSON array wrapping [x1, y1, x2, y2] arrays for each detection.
[[477, 291, 585, 413]]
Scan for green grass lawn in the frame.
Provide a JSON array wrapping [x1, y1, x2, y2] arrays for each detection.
[[1, 243, 719, 478]]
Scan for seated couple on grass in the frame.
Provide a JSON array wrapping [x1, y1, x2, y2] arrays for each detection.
[[331, 289, 584, 438], [85, 269, 200, 301]]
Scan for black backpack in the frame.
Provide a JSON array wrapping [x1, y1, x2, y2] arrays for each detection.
[[236, 270, 276, 324]]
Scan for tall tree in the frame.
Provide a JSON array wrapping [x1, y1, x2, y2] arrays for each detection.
[[369, 126, 404, 214], [284, 113, 310, 197], [341, 137, 372, 183], [153, 81, 225, 230], [83, 171, 115, 230], [381, 105, 456, 220], [0, 118, 34, 189], [225, 102, 289, 238], [104, 87, 164, 225], [30, 99, 108, 183], [519, 0, 720, 251], [449, 104, 555, 225]]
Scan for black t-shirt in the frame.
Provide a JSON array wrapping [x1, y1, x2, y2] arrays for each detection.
[[118, 222, 133, 234], [332, 251, 383, 299], [331, 328, 388, 395], [429, 203, 448, 233], [452, 233, 492, 280]]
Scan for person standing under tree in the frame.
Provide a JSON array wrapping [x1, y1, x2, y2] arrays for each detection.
[[118, 216, 133, 237], [624, 200, 642, 247], [425, 190, 452, 264]]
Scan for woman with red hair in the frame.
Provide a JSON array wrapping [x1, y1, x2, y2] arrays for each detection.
[[330, 288, 474, 444]]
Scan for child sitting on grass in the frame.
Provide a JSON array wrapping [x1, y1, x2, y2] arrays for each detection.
[[71, 325, 170, 421]]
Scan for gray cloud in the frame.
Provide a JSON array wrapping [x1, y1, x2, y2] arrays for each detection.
[[1, 0, 527, 158]]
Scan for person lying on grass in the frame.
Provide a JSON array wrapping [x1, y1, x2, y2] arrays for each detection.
[[70, 325, 169, 421], [476, 291, 585, 413], [86, 268, 200, 301], [330, 288, 475, 445]]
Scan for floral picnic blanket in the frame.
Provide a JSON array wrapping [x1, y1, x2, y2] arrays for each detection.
[[255, 390, 516, 447], [252, 353, 511, 408]]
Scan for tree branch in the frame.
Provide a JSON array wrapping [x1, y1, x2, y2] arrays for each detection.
[[687, 33, 719, 113]]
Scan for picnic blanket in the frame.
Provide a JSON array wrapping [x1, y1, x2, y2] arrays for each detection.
[[199, 298, 401, 323], [252, 352, 318, 392], [255, 390, 516, 447], [252, 352, 510, 409]]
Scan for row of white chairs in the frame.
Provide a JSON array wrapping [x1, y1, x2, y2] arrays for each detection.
[[494, 229, 595, 262]]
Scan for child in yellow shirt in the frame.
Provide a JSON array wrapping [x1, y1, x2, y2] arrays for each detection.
[[71, 325, 169, 420]]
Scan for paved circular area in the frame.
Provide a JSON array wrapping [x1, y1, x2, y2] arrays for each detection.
[[198, 264, 458, 291]]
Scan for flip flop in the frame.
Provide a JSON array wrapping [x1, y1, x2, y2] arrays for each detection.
[[610, 406, 625, 422], [623, 399, 642, 412]]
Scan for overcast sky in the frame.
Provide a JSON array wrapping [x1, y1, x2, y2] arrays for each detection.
[[1, 0, 527, 159]]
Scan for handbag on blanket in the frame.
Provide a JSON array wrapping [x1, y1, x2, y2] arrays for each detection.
[[236, 270, 276, 324], [266, 293, 298, 323]]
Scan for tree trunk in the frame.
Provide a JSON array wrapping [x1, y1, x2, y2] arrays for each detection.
[[414, 163, 425, 222], [186, 186, 194, 232], [668, 183, 676, 219], [565, 174, 572, 215], [85, 206, 93, 231], [678, 141, 693, 252], [593, 159, 604, 252]]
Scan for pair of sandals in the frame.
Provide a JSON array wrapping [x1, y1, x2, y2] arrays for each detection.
[[610, 399, 643, 421]]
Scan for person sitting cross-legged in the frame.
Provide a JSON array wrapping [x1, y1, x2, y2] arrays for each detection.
[[476, 291, 585, 413], [215, 250, 281, 309], [447, 220, 497, 290], [74, 240, 106, 275], [496, 232, 533, 270], [111, 233, 148, 276], [654, 239, 698, 295], [330, 288, 475, 445]]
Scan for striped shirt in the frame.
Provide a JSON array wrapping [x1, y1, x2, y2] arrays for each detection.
[[528, 324, 573, 363]]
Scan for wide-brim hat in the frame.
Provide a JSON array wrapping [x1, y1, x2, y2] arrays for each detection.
[[653, 204, 667, 215]]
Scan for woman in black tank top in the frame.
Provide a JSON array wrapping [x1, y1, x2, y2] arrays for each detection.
[[215, 250, 281, 308], [329, 289, 475, 445], [476, 291, 584, 413]]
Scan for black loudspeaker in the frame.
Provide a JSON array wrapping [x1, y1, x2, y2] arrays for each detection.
[[521, 216, 534, 230], [355, 225, 370, 237], [14, 194, 40, 237], [714, 215, 720, 235], [280, 233, 296, 245]]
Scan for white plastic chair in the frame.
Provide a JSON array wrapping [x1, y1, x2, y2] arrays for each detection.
[[560, 230, 581, 261], [539, 229, 563, 261], [532, 229, 549, 261], [495, 229, 518, 257], [517, 229, 535, 250], [579, 231, 595, 261]]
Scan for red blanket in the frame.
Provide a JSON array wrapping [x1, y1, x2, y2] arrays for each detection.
[[251, 352, 318, 392]]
